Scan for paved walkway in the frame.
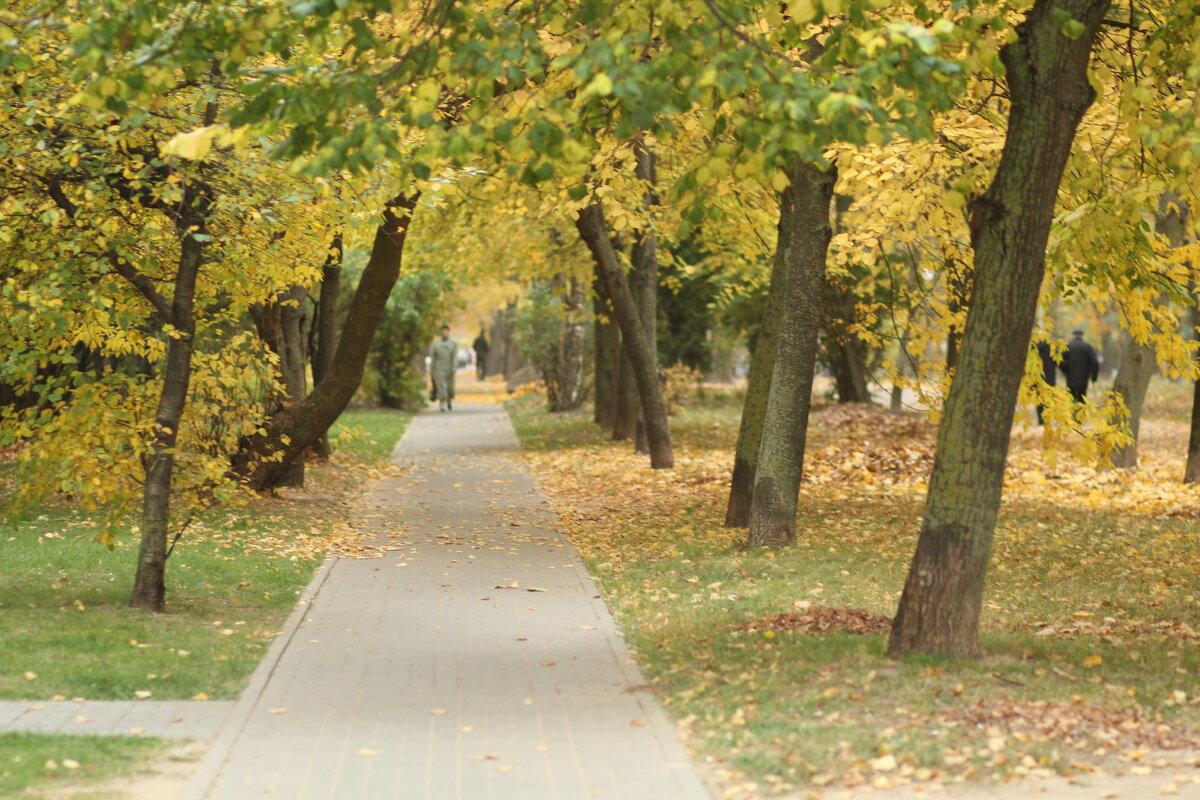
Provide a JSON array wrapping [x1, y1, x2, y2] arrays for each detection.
[[176, 401, 710, 799]]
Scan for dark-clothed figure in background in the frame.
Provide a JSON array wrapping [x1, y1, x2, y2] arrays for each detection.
[[1035, 340, 1057, 425], [472, 330, 489, 380], [430, 324, 458, 412], [1060, 329, 1100, 403]]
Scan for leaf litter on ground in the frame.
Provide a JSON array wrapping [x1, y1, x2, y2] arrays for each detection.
[[508, 389, 1200, 799]]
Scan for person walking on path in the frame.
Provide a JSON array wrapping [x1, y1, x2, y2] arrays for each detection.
[[429, 323, 458, 411], [473, 329, 490, 380], [1035, 339, 1058, 425], [1060, 329, 1100, 403]]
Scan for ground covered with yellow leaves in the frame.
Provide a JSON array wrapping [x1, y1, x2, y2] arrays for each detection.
[[509, 382, 1200, 799]]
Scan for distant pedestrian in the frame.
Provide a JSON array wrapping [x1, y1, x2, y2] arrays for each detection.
[[473, 330, 490, 380], [1059, 329, 1100, 403], [1035, 340, 1057, 425], [430, 324, 458, 411]]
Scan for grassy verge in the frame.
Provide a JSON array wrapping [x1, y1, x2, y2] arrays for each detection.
[[508, 391, 1200, 798], [0, 408, 411, 701], [0, 733, 166, 799]]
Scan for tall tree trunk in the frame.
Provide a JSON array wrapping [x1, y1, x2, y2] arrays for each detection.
[[233, 193, 420, 491], [825, 280, 872, 403], [249, 284, 310, 488], [549, 273, 587, 412], [130, 211, 206, 611], [724, 199, 794, 528], [1110, 330, 1156, 469], [889, 0, 1111, 658], [576, 202, 674, 468], [629, 139, 661, 454], [593, 275, 619, 428], [311, 235, 342, 459], [746, 159, 837, 547]]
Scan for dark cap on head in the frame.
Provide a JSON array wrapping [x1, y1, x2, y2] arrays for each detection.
[[1072, 329, 1084, 336]]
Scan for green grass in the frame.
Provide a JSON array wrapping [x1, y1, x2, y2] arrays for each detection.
[[330, 408, 415, 461], [0, 406, 412, 702], [0, 733, 166, 800], [508, 392, 1200, 794], [0, 405, 412, 797]]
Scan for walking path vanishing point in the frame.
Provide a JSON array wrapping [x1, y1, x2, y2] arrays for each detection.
[[162, 400, 708, 799]]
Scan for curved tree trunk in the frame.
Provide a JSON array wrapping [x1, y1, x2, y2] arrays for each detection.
[[1110, 330, 1156, 469], [233, 193, 420, 491], [576, 202, 673, 468], [889, 0, 1111, 658], [746, 158, 837, 547]]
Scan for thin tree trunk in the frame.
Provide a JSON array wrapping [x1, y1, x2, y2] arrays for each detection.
[[311, 234, 342, 459], [945, 258, 971, 372], [746, 158, 837, 547], [576, 202, 673, 468], [233, 193, 420, 491], [725, 200, 793, 528], [552, 274, 587, 411], [825, 280, 872, 404], [889, 0, 1111, 658], [130, 212, 206, 611], [629, 139, 660, 454], [593, 275, 619, 428], [1110, 330, 1156, 469]]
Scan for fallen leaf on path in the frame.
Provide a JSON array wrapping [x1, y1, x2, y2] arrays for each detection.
[[268, 708, 288, 714], [357, 749, 380, 756]]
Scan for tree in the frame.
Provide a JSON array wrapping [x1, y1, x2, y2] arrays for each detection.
[[576, 202, 675, 468], [889, 0, 1114, 658], [745, 159, 837, 547]]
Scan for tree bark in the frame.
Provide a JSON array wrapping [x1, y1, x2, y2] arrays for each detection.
[[232, 193, 420, 491], [725, 193, 794, 528], [593, 274, 619, 428], [746, 158, 837, 547], [824, 279, 872, 404], [612, 349, 638, 441], [576, 202, 673, 468], [311, 234, 342, 459], [1109, 330, 1155, 469], [130, 205, 207, 611], [554, 275, 587, 411], [629, 139, 661, 454], [889, 0, 1111, 658]]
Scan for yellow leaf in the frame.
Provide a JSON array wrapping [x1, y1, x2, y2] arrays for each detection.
[[161, 125, 225, 161]]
